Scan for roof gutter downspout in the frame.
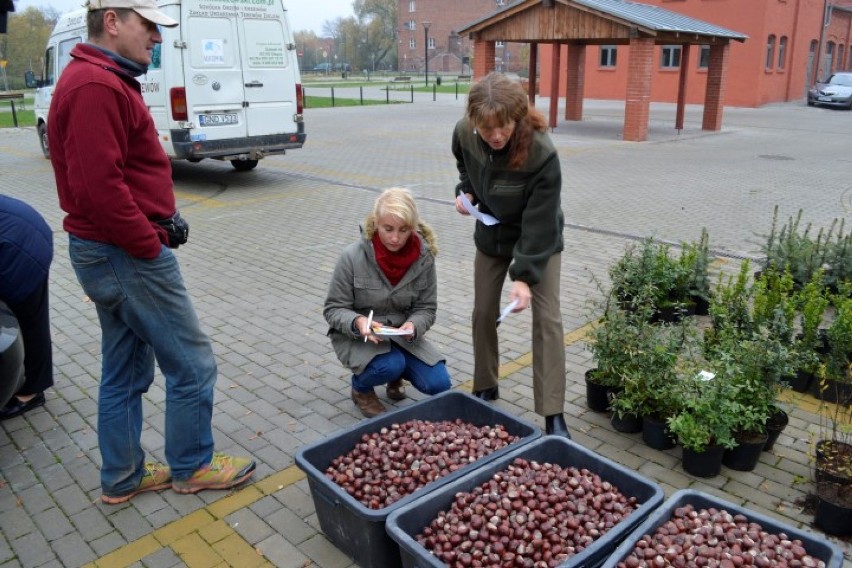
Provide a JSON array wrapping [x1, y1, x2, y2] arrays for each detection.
[[813, 0, 830, 86], [785, 0, 802, 100]]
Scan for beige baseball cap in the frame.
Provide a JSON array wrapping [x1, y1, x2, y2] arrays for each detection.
[[86, 0, 179, 27]]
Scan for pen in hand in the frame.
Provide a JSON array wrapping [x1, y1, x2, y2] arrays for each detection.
[[364, 310, 373, 342]]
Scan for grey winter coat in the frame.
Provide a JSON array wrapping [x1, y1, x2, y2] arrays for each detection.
[[324, 232, 444, 375]]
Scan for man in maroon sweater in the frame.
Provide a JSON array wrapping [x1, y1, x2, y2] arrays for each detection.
[[48, 0, 255, 504]]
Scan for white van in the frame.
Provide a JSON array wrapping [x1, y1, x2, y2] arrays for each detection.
[[26, 0, 305, 171]]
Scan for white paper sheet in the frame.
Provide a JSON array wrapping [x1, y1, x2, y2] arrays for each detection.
[[458, 192, 500, 226], [497, 299, 520, 323]]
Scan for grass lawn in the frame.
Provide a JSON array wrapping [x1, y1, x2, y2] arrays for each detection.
[[303, 78, 470, 96], [304, 96, 406, 108], [0, 109, 35, 128], [0, 84, 465, 126]]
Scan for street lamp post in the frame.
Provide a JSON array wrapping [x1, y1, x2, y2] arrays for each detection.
[[423, 21, 431, 86]]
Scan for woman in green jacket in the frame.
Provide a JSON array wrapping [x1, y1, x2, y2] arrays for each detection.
[[324, 188, 451, 418], [452, 72, 569, 438]]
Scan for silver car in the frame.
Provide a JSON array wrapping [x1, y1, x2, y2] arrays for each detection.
[[807, 71, 852, 109]]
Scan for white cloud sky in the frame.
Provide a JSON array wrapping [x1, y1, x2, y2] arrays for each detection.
[[12, 0, 355, 35]]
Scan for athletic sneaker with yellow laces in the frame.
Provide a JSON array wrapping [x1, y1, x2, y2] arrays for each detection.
[[101, 462, 172, 505], [172, 452, 256, 494]]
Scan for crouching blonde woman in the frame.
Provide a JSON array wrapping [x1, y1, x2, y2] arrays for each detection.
[[324, 188, 452, 417]]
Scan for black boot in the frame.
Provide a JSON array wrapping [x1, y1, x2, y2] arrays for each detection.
[[472, 386, 499, 401], [545, 414, 571, 438]]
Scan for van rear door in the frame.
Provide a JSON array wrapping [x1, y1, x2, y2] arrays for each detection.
[[181, 14, 247, 142], [179, 0, 300, 152], [237, 15, 298, 137]]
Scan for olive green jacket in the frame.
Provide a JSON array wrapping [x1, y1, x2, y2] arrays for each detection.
[[323, 232, 444, 375], [452, 117, 564, 286]]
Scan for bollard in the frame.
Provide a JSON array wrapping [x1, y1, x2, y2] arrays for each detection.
[[10, 100, 18, 127]]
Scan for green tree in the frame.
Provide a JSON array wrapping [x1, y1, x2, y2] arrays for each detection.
[[2, 6, 58, 89], [354, 0, 396, 70]]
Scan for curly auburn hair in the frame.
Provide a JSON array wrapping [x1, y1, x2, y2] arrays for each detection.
[[466, 72, 547, 169]]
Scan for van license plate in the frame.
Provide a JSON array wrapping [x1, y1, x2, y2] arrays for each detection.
[[199, 114, 238, 126]]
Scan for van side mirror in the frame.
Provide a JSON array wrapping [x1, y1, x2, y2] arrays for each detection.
[[24, 70, 38, 89]]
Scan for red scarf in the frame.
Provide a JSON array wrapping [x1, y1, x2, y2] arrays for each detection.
[[372, 232, 421, 286]]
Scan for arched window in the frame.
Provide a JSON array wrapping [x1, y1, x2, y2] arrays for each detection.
[[825, 41, 835, 74], [778, 36, 787, 70], [766, 34, 776, 70]]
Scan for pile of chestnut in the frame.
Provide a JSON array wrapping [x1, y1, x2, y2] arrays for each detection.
[[416, 458, 639, 568], [324, 418, 519, 509], [616, 504, 827, 568]]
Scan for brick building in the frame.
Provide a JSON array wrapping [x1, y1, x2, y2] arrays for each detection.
[[408, 0, 852, 107], [538, 0, 852, 107], [396, 0, 525, 74]]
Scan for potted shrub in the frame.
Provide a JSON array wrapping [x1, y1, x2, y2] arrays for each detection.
[[713, 339, 776, 472], [681, 228, 712, 316], [704, 262, 796, 465], [822, 217, 850, 294], [813, 289, 852, 405], [789, 270, 830, 392], [608, 237, 694, 322], [704, 261, 754, 357], [759, 206, 835, 289], [749, 268, 798, 386], [811, 359, 852, 536], [584, 291, 650, 412], [666, 368, 738, 478], [607, 315, 692, 435]]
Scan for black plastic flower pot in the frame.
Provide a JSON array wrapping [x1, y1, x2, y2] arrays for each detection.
[[611, 412, 642, 434], [785, 369, 814, 393], [681, 444, 724, 478], [642, 414, 676, 450], [762, 407, 788, 453], [814, 482, 852, 537], [585, 369, 613, 413], [723, 432, 768, 472]]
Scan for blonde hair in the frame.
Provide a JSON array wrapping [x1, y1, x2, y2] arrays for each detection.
[[364, 187, 438, 256], [466, 72, 547, 169]]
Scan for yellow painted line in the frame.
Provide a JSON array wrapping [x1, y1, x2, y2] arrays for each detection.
[[84, 467, 305, 568], [778, 387, 847, 418], [83, 318, 831, 567], [459, 321, 596, 392]]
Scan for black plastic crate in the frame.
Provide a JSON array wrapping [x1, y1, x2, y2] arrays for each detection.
[[294, 390, 541, 568], [385, 436, 665, 568], [599, 489, 845, 568]]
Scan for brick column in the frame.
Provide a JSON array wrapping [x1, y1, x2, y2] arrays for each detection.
[[624, 37, 654, 142], [528, 42, 538, 104], [702, 43, 730, 131], [548, 43, 561, 129], [565, 44, 585, 121], [473, 40, 496, 80]]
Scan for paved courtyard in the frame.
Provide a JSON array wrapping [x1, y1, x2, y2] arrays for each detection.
[[0, 92, 850, 567]]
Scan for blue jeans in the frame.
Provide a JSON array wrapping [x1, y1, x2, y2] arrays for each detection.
[[68, 235, 215, 494], [352, 343, 451, 395]]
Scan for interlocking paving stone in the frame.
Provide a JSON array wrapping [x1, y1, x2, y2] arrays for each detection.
[[0, 98, 850, 567]]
